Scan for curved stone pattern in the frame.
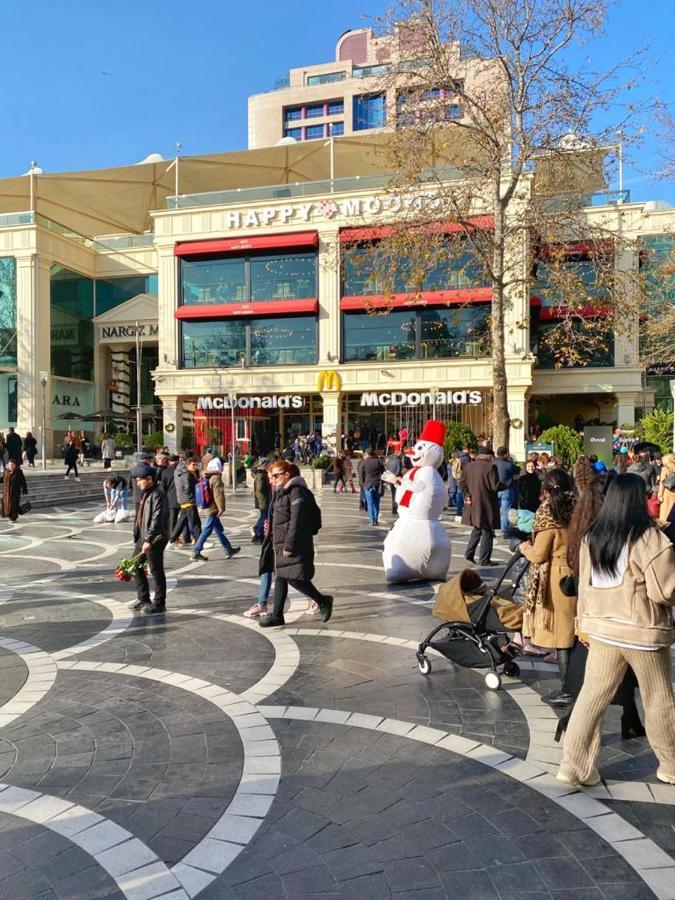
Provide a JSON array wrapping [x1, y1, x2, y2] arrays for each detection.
[[0, 493, 673, 898]]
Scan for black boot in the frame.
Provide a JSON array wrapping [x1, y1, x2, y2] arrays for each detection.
[[621, 699, 646, 739], [543, 649, 574, 707]]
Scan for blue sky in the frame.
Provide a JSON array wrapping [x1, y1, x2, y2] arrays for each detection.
[[1, 0, 673, 202]]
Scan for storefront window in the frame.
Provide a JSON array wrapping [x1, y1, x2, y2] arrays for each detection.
[[181, 315, 317, 368], [182, 259, 246, 305], [534, 256, 608, 307], [182, 320, 247, 368], [343, 242, 488, 295], [343, 310, 417, 361], [343, 307, 490, 362], [95, 274, 158, 315], [50, 265, 94, 381], [251, 316, 317, 365], [0, 257, 17, 368], [533, 321, 615, 369], [250, 254, 316, 300], [181, 252, 317, 305], [0, 373, 17, 425], [420, 307, 490, 359]]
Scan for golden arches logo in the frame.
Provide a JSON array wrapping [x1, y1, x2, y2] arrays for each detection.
[[317, 370, 341, 392]]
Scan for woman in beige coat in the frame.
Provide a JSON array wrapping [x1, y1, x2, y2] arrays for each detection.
[[558, 474, 675, 787], [657, 453, 675, 525], [519, 469, 576, 703]]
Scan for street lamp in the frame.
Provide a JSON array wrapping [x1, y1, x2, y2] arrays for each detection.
[[228, 391, 237, 493], [39, 371, 48, 471]]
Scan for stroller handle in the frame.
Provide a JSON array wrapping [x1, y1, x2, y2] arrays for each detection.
[[492, 549, 529, 594]]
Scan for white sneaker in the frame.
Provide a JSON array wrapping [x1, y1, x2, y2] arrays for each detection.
[[202, 541, 214, 550], [75, 477, 81, 482], [168, 542, 181, 551], [64, 476, 69, 481]]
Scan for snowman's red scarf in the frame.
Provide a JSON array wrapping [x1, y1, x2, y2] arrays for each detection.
[[398, 466, 421, 508]]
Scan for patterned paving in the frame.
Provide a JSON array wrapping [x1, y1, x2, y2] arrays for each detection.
[[0, 488, 673, 899]]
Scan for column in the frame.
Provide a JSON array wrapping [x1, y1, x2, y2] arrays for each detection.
[[157, 248, 179, 368], [161, 395, 183, 454], [321, 390, 342, 455], [16, 255, 52, 452], [317, 229, 340, 365], [616, 391, 639, 427], [614, 244, 639, 367], [507, 387, 528, 461]]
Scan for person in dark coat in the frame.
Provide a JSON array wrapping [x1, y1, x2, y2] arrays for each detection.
[[2, 460, 28, 521], [168, 457, 201, 546], [23, 432, 38, 467], [259, 460, 333, 628], [460, 448, 500, 566], [130, 463, 169, 615], [358, 449, 384, 525], [252, 459, 271, 542], [63, 440, 80, 481], [5, 428, 22, 465]]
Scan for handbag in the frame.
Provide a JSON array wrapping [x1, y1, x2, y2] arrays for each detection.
[[559, 574, 577, 597]]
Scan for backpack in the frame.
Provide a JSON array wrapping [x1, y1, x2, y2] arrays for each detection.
[[303, 488, 323, 535], [195, 475, 213, 509], [451, 456, 463, 481]]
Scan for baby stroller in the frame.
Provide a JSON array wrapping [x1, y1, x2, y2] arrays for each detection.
[[416, 552, 529, 691]]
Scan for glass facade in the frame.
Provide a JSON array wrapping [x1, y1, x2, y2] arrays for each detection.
[[342, 306, 491, 363], [306, 104, 324, 118], [342, 241, 488, 295], [353, 93, 386, 130], [181, 252, 316, 305], [532, 321, 615, 369], [50, 265, 94, 381], [285, 127, 302, 140], [640, 234, 675, 303], [95, 274, 158, 315], [305, 124, 325, 139], [181, 316, 317, 368], [327, 101, 344, 115], [534, 256, 608, 307], [306, 72, 346, 85], [329, 122, 344, 136], [0, 257, 17, 368], [284, 107, 302, 121]]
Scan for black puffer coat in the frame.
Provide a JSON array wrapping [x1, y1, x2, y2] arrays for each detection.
[[269, 476, 316, 580]]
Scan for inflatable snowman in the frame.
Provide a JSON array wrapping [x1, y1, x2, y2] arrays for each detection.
[[382, 419, 451, 583]]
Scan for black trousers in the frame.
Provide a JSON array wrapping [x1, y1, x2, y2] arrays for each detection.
[[272, 575, 324, 618], [103, 459, 112, 469], [134, 539, 167, 607], [170, 506, 201, 543], [65, 462, 78, 477], [170, 507, 191, 542], [390, 483, 398, 514], [465, 526, 493, 564]]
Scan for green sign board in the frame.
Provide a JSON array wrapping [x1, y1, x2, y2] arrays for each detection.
[[526, 441, 554, 457]]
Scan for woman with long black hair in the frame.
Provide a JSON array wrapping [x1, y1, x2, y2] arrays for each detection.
[[558, 474, 675, 787]]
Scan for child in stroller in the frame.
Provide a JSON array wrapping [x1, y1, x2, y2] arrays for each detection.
[[417, 551, 528, 690]]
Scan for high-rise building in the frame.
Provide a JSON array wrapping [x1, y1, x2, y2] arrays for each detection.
[[248, 26, 493, 149]]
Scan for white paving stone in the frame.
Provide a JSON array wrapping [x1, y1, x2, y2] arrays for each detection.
[[407, 725, 447, 744], [74, 819, 131, 854], [0, 785, 40, 813], [606, 781, 659, 803], [95, 838, 159, 877], [255, 706, 286, 718], [313, 709, 352, 725], [613, 837, 675, 869], [14, 794, 74, 823], [116, 860, 182, 900], [182, 837, 242, 874], [586, 812, 645, 842], [640, 866, 675, 900], [226, 794, 275, 818], [557, 791, 609, 819], [437, 734, 482, 754], [244, 740, 282, 756], [209, 813, 263, 844], [49, 807, 104, 838], [467, 745, 513, 767], [239, 773, 280, 794], [172, 862, 216, 898], [284, 706, 318, 720], [346, 712, 383, 730], [376, 718, 415, 736], [243, 756, 281, 775]]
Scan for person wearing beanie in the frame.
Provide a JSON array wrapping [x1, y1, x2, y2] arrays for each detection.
[[130, 463, 169, 615], [191, 456, 240, 562]]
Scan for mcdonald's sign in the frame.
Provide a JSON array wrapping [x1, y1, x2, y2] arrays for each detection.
[[317, 370, 341, 392]]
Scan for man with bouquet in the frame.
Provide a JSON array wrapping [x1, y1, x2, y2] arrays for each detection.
[[130, 463, 169, 615]]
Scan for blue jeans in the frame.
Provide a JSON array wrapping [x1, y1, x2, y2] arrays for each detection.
[[364, 487, 381, 524], [254, 508, 268, 540], [193, 514, 232, 555], [259, 571, 272, 606], [454, 487, 464, 515], [498, 489, 512, 534]]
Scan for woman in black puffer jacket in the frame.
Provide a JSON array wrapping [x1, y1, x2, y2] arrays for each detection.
[[258, 461, 333, 629]]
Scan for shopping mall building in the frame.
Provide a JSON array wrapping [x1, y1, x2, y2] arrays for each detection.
[[0, 133, 673, 460]]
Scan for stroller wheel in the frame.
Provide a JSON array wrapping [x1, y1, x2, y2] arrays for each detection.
[[417, 655, 432, 676], [484, 671, 502, 691], [503, 661, 520, 678]]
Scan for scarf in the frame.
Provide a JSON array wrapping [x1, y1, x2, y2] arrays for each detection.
[[522, 499, 564, 638], [398, 466, 421, 508]]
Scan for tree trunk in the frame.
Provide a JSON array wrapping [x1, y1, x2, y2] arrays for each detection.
[[491, 194, 510, 451]]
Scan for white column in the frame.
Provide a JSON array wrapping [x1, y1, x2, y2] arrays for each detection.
[[157, 248, 179, 367], [320, 390, 342, 455], [16, 255, 52, 450], [507, 387, 528, 461], [317, 230, 340, 365], [161, 395, 183, 454], [616, 391, 639, 427]]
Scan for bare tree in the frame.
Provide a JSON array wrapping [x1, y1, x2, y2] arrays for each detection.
[[349, 0, 648, 448]]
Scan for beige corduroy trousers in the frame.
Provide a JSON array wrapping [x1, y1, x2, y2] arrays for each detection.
[[559, 639, 675, 783]]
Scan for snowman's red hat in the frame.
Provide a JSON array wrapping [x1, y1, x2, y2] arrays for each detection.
[[418, 419, 446, 447]]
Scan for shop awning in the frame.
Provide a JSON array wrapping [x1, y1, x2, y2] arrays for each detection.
[[339, 216, 494, 243], [175, 231, 318, 257], [175, 299, 319, 319], [340, 288, 492, 311]]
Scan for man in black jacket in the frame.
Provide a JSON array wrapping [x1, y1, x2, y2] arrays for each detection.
[[131, 463, 169, 615], [5, 428, 22, 465], [358, 449, 384, 525]]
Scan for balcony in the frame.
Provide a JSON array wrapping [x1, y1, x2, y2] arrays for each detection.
[[166, 166, 464, 211]]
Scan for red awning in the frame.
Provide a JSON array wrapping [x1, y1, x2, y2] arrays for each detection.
[[339, 216, 494, 243], [340, 288, 492, 311], [175, 299, 319, 319], [175, 231, 319, 257], [535, 239, 613, 260], [537, 303, 611, 321]]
